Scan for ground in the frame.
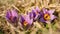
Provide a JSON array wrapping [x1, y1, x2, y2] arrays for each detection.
[[0, 0, 60, 34]]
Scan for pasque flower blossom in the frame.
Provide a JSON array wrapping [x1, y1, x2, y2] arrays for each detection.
[[5, 6, 57, 30], [19, 13, 33, 30], [6, 9, 18, 23], [31, 6, 40, 22], [38, 8, 57, 23]]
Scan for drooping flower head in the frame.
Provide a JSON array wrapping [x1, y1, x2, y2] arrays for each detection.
[[19, 13, 33, 30], [6, 9, 18, 23], [38, 8, 57, 23], [31, 6, 40, 21]]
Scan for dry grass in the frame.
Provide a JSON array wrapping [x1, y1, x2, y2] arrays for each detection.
[[0, 0, 60, 34]]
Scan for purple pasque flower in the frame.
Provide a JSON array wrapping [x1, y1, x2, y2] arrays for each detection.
[[19, 13, 33, 29], [31, 6, 40, 21], [39, 8, 56, 23], [6, 9, 18, 23]]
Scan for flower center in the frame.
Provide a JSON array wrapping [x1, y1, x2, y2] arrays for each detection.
[[10, 16, 13, 20], [35, 11, 38, 15], [23, 21, 28, 26], [44, 14, 50, 20]]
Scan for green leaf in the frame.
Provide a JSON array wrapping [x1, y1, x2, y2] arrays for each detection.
[[36, 29, 42, 34], [25, 30, 31, 34], [0, 30, 4, 34]]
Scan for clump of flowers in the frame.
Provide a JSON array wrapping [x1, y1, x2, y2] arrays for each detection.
[[5, 7, 57, 30]]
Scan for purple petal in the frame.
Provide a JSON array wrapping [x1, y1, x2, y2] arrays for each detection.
[[50, 15, 56, 20], [25, 15, 30, 22], [39, 12, 44, 17], [34, 14, 39, 20], [32, 7, 36, 12], [20, 14, 25, 24], [42, 8, 48, 14], [6, 10, 11, 20], [35, 6, 40, 12], [40, 18, 46, 22], [11, 9, 18, 17], [29, 19, 33, 25], [48, 9, 55, 14], [25, 15, 33, 25], [32, 10, 36, 18], [27, 12, 33, 19]]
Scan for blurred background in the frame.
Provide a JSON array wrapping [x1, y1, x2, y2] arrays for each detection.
[[0, 0, 60, 34]]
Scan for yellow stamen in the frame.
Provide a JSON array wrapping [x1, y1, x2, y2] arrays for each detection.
[[23, 21, 28, 26], [44, 14, 50, 20]]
